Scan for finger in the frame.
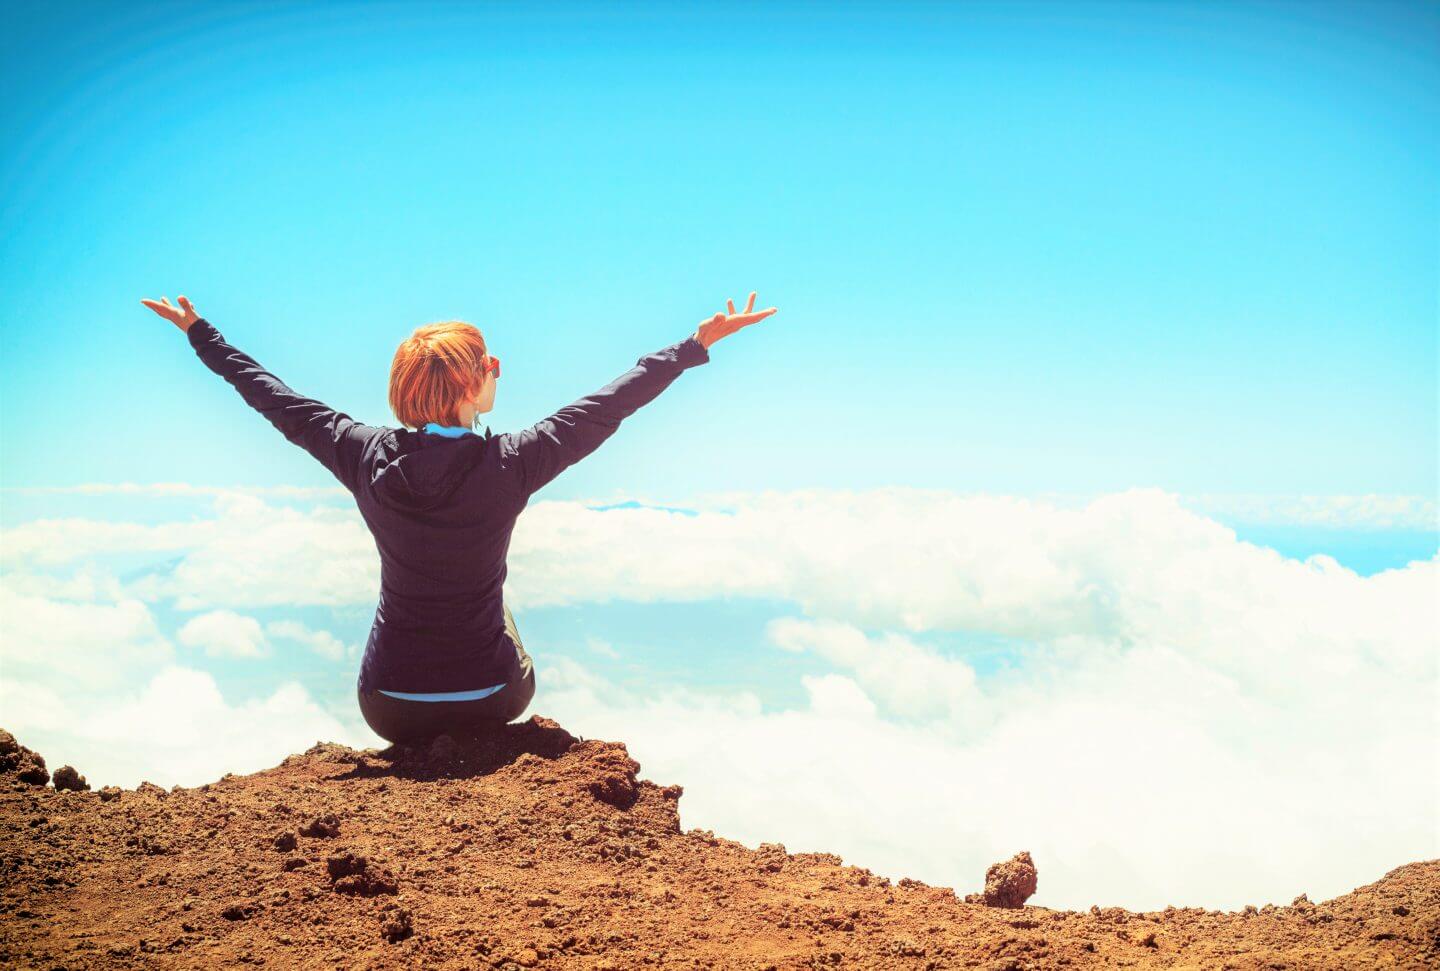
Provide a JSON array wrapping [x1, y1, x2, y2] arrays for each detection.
[[726, 298, 736, 315], [745, 291, 756, 313], [178, 295, 193, 311], [733, 308, 776, 326]]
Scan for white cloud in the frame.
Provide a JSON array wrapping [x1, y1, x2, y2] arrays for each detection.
[[125, 493, 378, 609], [266, 619, 352, 661], [0, 666, 370, 789], [0, 517, 212, 568], [511, 488, 1437, 911], [0, 564, 128, 601], [536, 628, 1436, 913], [1186, 493, 1438, 530], [0, 493, 376, 608], [768, 617, 981, 723], [0, 584, 172, 688], [177, 609, 269, 659], [584, 636, 620, 660]]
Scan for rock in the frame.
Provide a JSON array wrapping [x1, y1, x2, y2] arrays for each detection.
[[964, 851, 1038, 909], [585, 744, 641, 810], [889, 938, 925, 957], [299, 813, 341, 838], [98, 785, 122, 802], [379, 907, 413, 943], [428, 733, 460, 769], [0, 729, 50, 786], [335, 869, 399, 897], [325, 851, 397, 896], [326, 852, 367, 879], [273, 830, 298, 852], [52, 765, 90, 791]]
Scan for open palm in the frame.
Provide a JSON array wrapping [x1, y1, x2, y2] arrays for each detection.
[[694, 291, 778, 349], [140, 294, 201, 332]]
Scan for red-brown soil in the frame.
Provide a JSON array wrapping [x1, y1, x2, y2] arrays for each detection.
[[1, 720, 1435, 969]]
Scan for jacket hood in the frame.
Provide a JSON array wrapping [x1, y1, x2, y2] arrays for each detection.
[[369, 426, 495, 511]]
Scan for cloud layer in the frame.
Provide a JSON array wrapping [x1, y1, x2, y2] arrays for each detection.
[[0, 485, 1435, 911]]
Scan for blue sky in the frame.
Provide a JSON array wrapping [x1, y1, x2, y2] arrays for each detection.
[[1, 2, 1436, 912], [1, 1, 1435, 498]]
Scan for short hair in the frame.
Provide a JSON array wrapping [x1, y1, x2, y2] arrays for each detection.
[[388, 320, 489, 429]]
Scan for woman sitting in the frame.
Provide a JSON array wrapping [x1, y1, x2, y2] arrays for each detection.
[[140, 292, 778, 745]]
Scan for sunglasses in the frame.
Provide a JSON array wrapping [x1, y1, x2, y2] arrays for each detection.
[[481, 355, 500, 380]]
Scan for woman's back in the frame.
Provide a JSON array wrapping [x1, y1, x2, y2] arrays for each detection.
[[353, 425, 526, 694]]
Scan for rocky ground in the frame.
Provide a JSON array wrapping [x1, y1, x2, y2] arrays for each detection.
[[0, 722, 1435, 969]]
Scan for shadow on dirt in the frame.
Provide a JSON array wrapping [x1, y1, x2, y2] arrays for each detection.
[[326, 715, 582, 782]]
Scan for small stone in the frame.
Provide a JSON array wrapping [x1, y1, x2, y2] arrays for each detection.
[[98, 786, 123, 802], [380, 908, 413, 943], [52, 765, 90, 791], [273, 831, 298, 852]]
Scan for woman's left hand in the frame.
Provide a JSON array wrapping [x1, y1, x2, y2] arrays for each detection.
[[140, 294, 201, 332]]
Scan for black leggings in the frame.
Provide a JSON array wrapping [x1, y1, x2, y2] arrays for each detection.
[[356, 605, 536, 745]]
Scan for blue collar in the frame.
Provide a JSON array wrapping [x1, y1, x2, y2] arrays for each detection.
[[422, 422, 474, 438]]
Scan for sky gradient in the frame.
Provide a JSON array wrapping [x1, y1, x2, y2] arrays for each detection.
[[1, 1, 1435, 498]]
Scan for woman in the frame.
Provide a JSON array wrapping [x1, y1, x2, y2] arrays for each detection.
[[140, 292, 778, 745]]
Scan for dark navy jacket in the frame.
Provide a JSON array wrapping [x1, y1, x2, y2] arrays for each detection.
[[185, 318, 710, 694]]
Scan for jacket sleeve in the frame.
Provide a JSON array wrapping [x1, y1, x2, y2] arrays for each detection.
[[186, 317, 381, 493], [500, 334, 710, 498]]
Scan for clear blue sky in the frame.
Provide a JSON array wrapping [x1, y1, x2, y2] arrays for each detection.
[[1, 0, 1435, 499]]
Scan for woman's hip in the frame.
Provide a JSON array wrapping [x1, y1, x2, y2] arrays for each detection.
[[358, 613, 535, 745]]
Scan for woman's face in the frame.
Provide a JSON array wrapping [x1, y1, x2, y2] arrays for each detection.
[[473, 367, 496, 414], [458, 363, 496, 428]]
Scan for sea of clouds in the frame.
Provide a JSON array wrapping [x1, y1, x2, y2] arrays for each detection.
[[0, 485, 1435, 911]]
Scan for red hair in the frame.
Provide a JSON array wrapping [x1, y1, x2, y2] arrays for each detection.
[[388, 320, 489, 429]]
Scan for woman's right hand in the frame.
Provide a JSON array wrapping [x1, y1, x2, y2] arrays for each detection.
[[693, 291, 778, 350], [140, 294, 202, 333]]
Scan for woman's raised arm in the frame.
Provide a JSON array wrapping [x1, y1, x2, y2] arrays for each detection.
[[500, 291, 777, 499], [140, 295, 382, 493]]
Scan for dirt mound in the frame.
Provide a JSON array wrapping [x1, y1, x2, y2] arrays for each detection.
[[0, 729, 48, 786], [0, 717, 1435, 969]]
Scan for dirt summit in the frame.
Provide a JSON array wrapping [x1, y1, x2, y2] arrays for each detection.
[[0, 720, 1435, 969]]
